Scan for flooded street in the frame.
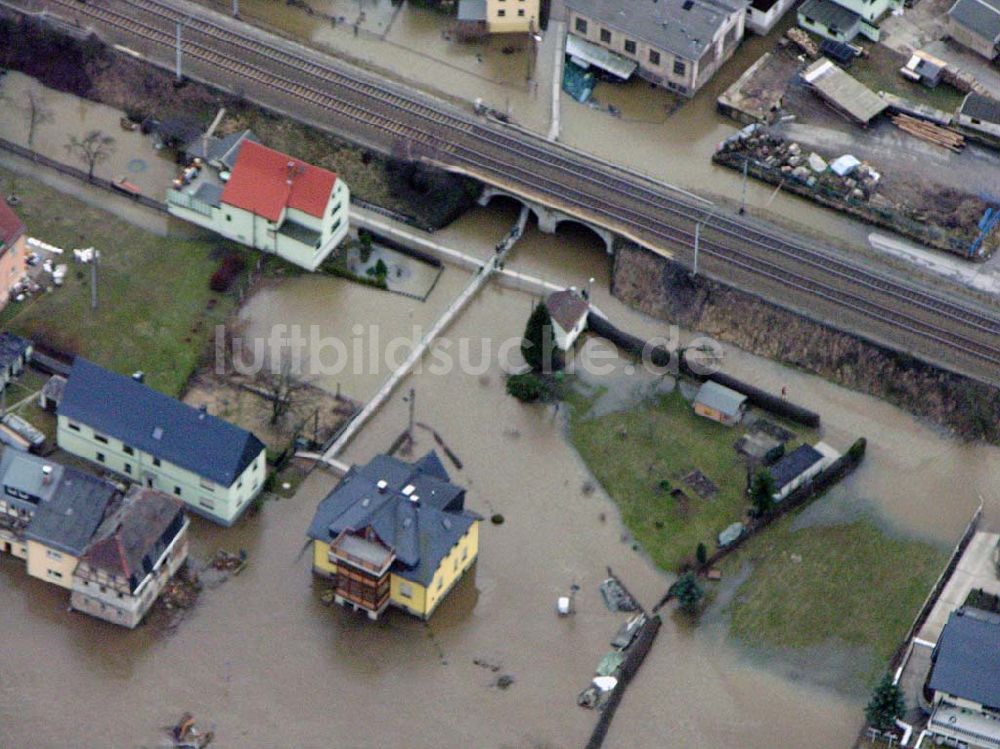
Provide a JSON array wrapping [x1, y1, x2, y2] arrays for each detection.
[[3, 187, 999, 747]]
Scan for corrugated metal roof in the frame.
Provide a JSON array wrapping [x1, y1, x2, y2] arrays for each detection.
[[565, 35, 637, 80]]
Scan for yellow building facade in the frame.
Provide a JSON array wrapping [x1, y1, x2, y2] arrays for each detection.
[[26, 540, 79, 589], [486, 0, 539, 33]]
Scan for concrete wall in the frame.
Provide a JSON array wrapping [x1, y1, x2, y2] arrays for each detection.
[[57, 415, 265, 526], [25, 540, 78, 588], [486, 0, 539, 33]]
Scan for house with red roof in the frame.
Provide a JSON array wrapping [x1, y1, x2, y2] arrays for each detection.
[[167, 140, 350, 271], [0, 200, 27, 310]]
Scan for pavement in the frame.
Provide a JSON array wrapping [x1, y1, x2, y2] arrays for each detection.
[[917, 530, 1000, 643]]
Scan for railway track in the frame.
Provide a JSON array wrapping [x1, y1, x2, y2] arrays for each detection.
[[32, 0, 1000, 375]]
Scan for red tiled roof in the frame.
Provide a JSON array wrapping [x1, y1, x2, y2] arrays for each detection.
[[220, 141, 337, 222], [0, 201, 26, 248]]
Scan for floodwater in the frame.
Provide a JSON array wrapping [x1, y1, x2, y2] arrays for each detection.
[[3, 193, 997, 747]]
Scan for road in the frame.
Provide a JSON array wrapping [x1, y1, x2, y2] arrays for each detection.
[[21, 0, 1000, 384]]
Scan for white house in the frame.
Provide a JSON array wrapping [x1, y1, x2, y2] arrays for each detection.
[[769, 441, 839, 502], [746, 0, 798, 34], [56, 359, 267, 527], [798, 0, 902, 42], [545, 288, 590, 350], [167, 140, 350, 271]]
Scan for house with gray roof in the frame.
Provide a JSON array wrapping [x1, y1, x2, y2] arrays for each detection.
[[0, 332, 31, 391], [947, 0, 1000, 60], [57, 358, 266, 526], [0, 449, 119, 587], [564, 0, 748, 96], [927, 607, 1000, 748], [956, 92, 1000, 146], [797, 0, 901, 42], [693, 380, 747, 426], [307, 451, 481, 620]]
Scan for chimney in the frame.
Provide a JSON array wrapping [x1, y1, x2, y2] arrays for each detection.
[[132, 371, 145, 384], [286, 160, 296, 186], [41, 465, 53, 485], [377, 480, 388, 493], [410, 494, 420, 507], [198, 403, 208, 421]]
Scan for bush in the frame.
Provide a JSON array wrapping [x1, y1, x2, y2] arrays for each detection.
[[848, 437, 867, 461], [507, 372, 544, 402], [671, 572, 704, 614], [696, 542, 707, 566], [210, 253, 245, 292]]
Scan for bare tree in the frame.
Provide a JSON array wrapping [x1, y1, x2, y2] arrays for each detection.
[[65, 130, 116, 181], [253, 350, 312, 426], [22, 90, 53, 154]]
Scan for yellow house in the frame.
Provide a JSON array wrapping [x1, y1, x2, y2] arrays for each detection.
[[307, 451, 480, 620], [0, 450, 118, 589], [486, 0, 539, 33]]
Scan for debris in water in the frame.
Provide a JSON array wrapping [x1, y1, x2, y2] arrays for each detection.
[[493, 674, 515, 689]]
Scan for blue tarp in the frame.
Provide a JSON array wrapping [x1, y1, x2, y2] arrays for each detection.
[[562, 61, 595, 104]]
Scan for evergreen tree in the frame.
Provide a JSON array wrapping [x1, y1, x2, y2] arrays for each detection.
[[749, 467, 777, 517], [672, 572, 704, 614], [521, 302, 561, 372], [865, 673, 905, 732]]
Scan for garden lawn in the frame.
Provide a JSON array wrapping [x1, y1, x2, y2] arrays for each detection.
[[0, 169, 244, 396], [565, 384, 814, 572], [724, 517, 949, 673]]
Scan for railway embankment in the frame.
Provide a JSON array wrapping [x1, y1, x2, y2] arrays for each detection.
[[0, 11, 481, 231], [612, 241, 1000, 444]]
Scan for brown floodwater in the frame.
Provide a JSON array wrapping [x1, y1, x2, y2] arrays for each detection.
[[4, 196, 999, 748]]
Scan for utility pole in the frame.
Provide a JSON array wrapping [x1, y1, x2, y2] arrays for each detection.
[[739, 157, 748, 215], [175, 21, 183, 83], [407, 387, 415, 440], [232, 0, 239, 17], [90, 251, 99, 310]]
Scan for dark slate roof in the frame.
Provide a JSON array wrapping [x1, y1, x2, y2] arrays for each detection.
[[23, 461, 118, 556], [186, 129, 260, 171], [929, 607, 1000, 708], [566, 0, 747, 61], [307, 451, 479, 586], [0, 332, 31, 373], [82, 487, 185, 592], [769, 444, 823, 491], [961, 93, 1000, 125], [59, 359, 265, 487], [193, 182, 223, 208], [0, 449, 64, 515], [457, 0, 487, 21], [799, 0, 861, 31], [546, 289, 590, 331], [948, 0, 1000, 41]]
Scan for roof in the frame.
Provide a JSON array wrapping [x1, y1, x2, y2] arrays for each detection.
[[948, 0, 1000, 42], [769, 444, 824, 491], [0, 449, 64, 514], [186, 129, 259, 170], [546, 289, 590, 331], [8, 452, 120, 556], [457, 0, 487, 21], [0, 332, 30, 373], [929, 607, 1000, 708], [307, 451, 479, 586], [59, 359, 265, 487], [220, 141, 337, 223], [0, 200, 26, 249], [81, 487, 185, 591], [565, 35, 638, 79], [961, 92, 1000, 125], [193, 182, 223, 208], [694, 380, 747, 417], [802, 57, 888, 125], [566, 0, 747, 62], [799, 0, 860, 32]]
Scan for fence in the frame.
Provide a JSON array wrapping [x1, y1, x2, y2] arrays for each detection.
[[587, 312, 820, 428], [0, 135, 168, 214]]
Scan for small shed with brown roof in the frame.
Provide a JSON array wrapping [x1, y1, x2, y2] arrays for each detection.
[[545, 288, 590, 350]]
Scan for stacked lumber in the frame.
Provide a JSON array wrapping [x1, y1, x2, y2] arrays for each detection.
[[786, 28, 820, 59], [892, 114, 965, 152]]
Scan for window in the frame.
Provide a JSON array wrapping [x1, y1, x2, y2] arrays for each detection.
[[46, 549, 62, 561], [497, 8, 505, 15], [47, 570, 63, 580], [437, 577, 443, 591], [453, 558, 458, 572], [624, 39, 636, 55], [517, 8, 524, 15], [199, 500, 215, 511], [153, 457, 161, 467], [67, 422, 81, 432], [649, 49, 661, 65], [174, 486, 182, 497], [462, 547, 468, 561], [226, 214, 232, 222], [673, 59, 686, 76], [574, 17, 587, 33], [96, 452, 105, 463], [399, 582, 413, 599], [123, 445, 134, 456], [199, 478, 216, 492], [600, 28, 611, 43], [124, 464, 132, 475], [94, 433, 108, 444]]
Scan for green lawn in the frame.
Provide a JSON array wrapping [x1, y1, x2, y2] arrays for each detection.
[[565, 383, 814, 572], [850, 43, 965, 114], [0, 169, 246, 396], [723, 517, 949, 676]]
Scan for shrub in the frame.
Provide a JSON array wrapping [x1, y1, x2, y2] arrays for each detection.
[[696, 542, 707, 566], [507, 372, 544, 403], [865, 673, 905, 732], [671, 572, 704, 614], [848, 437, 867, 461], [210, 253, 245, 292]]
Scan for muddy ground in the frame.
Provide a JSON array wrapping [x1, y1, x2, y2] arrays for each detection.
[[611, 242, 1000, 443]]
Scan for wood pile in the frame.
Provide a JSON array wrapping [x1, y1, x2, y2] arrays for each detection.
[[786, 28, 820, 59], [892, 114, 965, 152]]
